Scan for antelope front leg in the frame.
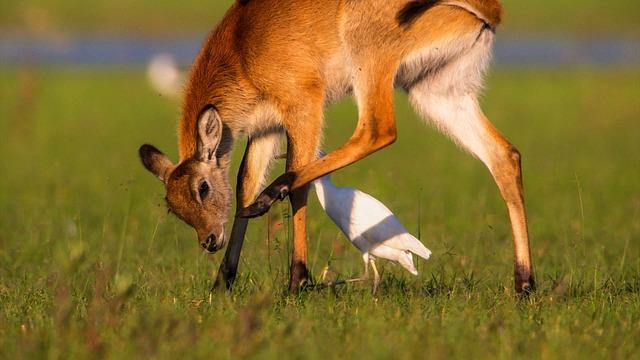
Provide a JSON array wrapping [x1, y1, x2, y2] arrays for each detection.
[[213, 218, 248, 290], [213, 132, 281, 290], [239, 62, 398, 219]]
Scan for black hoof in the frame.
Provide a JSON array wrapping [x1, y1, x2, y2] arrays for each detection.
[[515, 271, 536, 295], [288, 261, 311, 292], [237, 194, 276, 218], [212, 266, 237, 291], [238, 172, 295, 218]]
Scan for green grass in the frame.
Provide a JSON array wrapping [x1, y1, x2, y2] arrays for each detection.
[[1, 0, 639, 36], [1, 67, 639, 358]]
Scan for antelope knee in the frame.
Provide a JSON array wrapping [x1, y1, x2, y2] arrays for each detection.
[[507, 145, 522, 170], [366, 125, 397, 151]]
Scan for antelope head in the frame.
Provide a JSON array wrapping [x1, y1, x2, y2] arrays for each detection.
[[139, 107, 232, 253]]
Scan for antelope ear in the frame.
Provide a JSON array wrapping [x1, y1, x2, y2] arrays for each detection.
[[196, 106, 223, 163], [139, 144, 175, 183]]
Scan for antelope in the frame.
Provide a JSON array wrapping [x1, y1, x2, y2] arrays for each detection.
[[139, 0, 535, 293]]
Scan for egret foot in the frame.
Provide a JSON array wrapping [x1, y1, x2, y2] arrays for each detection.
[[307, 264, 368, 290], [305, 276, 368, 290], [319, 265, 330, 282], [322, 256, 379, 293], [306, 258, 379, 293]]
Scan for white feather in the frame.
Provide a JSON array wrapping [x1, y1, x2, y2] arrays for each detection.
[[313, 173, 431, 276]]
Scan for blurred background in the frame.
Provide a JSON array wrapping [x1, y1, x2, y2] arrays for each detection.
[[1, 1, 639, 358], [1, 0, 640, 66]]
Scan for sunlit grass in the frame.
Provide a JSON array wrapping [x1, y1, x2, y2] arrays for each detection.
[[0, 67, 639, 358]]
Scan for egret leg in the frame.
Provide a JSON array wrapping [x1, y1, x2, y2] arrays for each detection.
[[346, 253, 370, 283], [308, 254, 370, 289], [371, 259, 381, 295], [319, 265, 330, 282]]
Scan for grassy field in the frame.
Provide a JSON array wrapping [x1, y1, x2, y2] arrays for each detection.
[[0, 66, 639, 358], [1, 0, 640, 36]]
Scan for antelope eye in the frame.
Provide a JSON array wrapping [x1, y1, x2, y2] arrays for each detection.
[[198, 181, 210, 200]]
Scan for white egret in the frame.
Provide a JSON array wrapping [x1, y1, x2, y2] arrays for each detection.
[[147, 53, 184, 99], [312, 165, 431, 294]]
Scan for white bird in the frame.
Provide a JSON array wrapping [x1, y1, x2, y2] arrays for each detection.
[[312, 163, 432, 294], [147, 53, 184, 99]]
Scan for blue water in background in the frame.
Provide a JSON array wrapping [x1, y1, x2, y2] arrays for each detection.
[[1, 35, 639, 67]]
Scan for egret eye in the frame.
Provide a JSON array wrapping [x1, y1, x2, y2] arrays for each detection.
[[198, 181, 210, 200]]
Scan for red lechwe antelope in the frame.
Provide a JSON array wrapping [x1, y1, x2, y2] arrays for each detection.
[[139, 0, 535, 293]]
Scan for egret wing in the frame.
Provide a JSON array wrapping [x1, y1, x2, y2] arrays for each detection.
[[348, 190, 431, 259]]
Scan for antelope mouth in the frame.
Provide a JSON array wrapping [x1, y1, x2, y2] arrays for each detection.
[[201, 231, 226, 254]]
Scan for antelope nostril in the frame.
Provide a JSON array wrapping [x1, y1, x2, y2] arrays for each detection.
[[202, 234, 217, 251]]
